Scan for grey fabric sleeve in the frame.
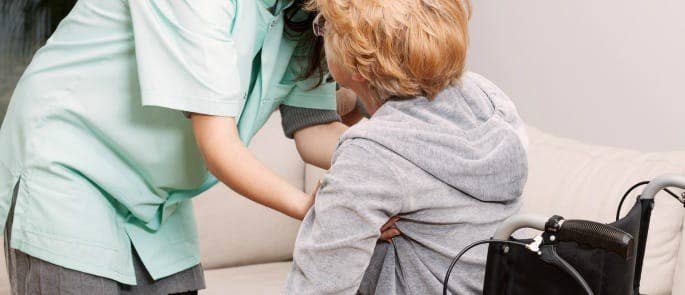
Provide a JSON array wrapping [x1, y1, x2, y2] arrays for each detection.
[[285, 139, 406, 294], [279, 104, 341, 139], [182, 104, 341, 140]]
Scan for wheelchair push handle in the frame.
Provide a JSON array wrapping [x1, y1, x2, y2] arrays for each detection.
[[493, 214, 634, 258], [556, 219, 634, 259], [640, 173, 685, 200]]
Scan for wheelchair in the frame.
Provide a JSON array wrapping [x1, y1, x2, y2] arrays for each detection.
[[443, 174, 685, 295]]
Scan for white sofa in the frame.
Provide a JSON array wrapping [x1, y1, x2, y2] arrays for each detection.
[[0, 113, 683, 294]]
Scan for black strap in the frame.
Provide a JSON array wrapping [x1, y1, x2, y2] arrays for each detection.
[[633, 198, 655, 294]]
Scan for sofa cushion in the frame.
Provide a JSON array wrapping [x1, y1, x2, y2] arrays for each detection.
[[521, 126, 685, 294], [200, 262, 292, 295], [194, 113, 305, 270], [673, 227, 685, 295]]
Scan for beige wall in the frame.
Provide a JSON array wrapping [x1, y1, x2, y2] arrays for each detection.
[[467, 0, 685, 152]]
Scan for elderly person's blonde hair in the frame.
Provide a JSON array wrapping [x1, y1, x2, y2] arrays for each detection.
[[309, 0, 471, 103]]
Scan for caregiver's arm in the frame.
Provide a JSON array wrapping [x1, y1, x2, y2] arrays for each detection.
[[192, 114, 312, 220], [285, 140, 406, 294], [293, 121, 348, 170], [285, 88, 362, 169]]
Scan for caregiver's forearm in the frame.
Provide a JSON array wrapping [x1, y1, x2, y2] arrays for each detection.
[[293, 121, 348, 170], [192, 114, 311, 220]]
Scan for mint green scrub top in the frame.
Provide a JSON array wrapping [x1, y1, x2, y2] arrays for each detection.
[[0, 0, 336, 284]]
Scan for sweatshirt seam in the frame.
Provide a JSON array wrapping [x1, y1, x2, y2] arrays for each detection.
[[342, 139, 410, 213], [383, 150, 410, 213]]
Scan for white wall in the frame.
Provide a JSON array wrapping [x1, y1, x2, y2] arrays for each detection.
[[467, 1, 685, 152]]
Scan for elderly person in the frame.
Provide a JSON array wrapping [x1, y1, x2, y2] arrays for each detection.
[[285, 0, 529, 294]]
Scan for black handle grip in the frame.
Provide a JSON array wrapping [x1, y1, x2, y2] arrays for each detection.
[[557, 220, 634, 259]]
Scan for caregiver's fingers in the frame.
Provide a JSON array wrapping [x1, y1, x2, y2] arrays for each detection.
[[336, 87, 358, 117], [380, 216, 402, 241], [380, 228, 401, 241], [381, 216, 401, 231], [311, 179, 322, 198]]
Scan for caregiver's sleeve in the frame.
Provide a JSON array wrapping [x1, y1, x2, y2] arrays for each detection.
[[279, 105, 341, 139], [129, 0, 243, 116], [285, 139, 407, 295]]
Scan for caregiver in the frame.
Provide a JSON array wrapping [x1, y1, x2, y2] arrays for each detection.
[[0, 0, 371, 294]]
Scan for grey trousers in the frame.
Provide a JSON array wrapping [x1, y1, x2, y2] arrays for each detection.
[[4, 182, 205, 295]]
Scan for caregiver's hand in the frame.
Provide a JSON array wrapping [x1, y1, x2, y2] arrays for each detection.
[[311, 179, 322, 197], [192, 114, 312, 220], [336, 87, 364, 126], [380, 216, 401, 241]]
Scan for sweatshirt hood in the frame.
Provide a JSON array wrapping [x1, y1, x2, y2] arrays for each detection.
[[340, 72, 529, 202]]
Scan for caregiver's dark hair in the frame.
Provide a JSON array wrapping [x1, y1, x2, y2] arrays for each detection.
[[282, 0, 327, 87]]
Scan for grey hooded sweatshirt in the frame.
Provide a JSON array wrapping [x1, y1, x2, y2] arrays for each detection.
[[285, 73, 529, 295]]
